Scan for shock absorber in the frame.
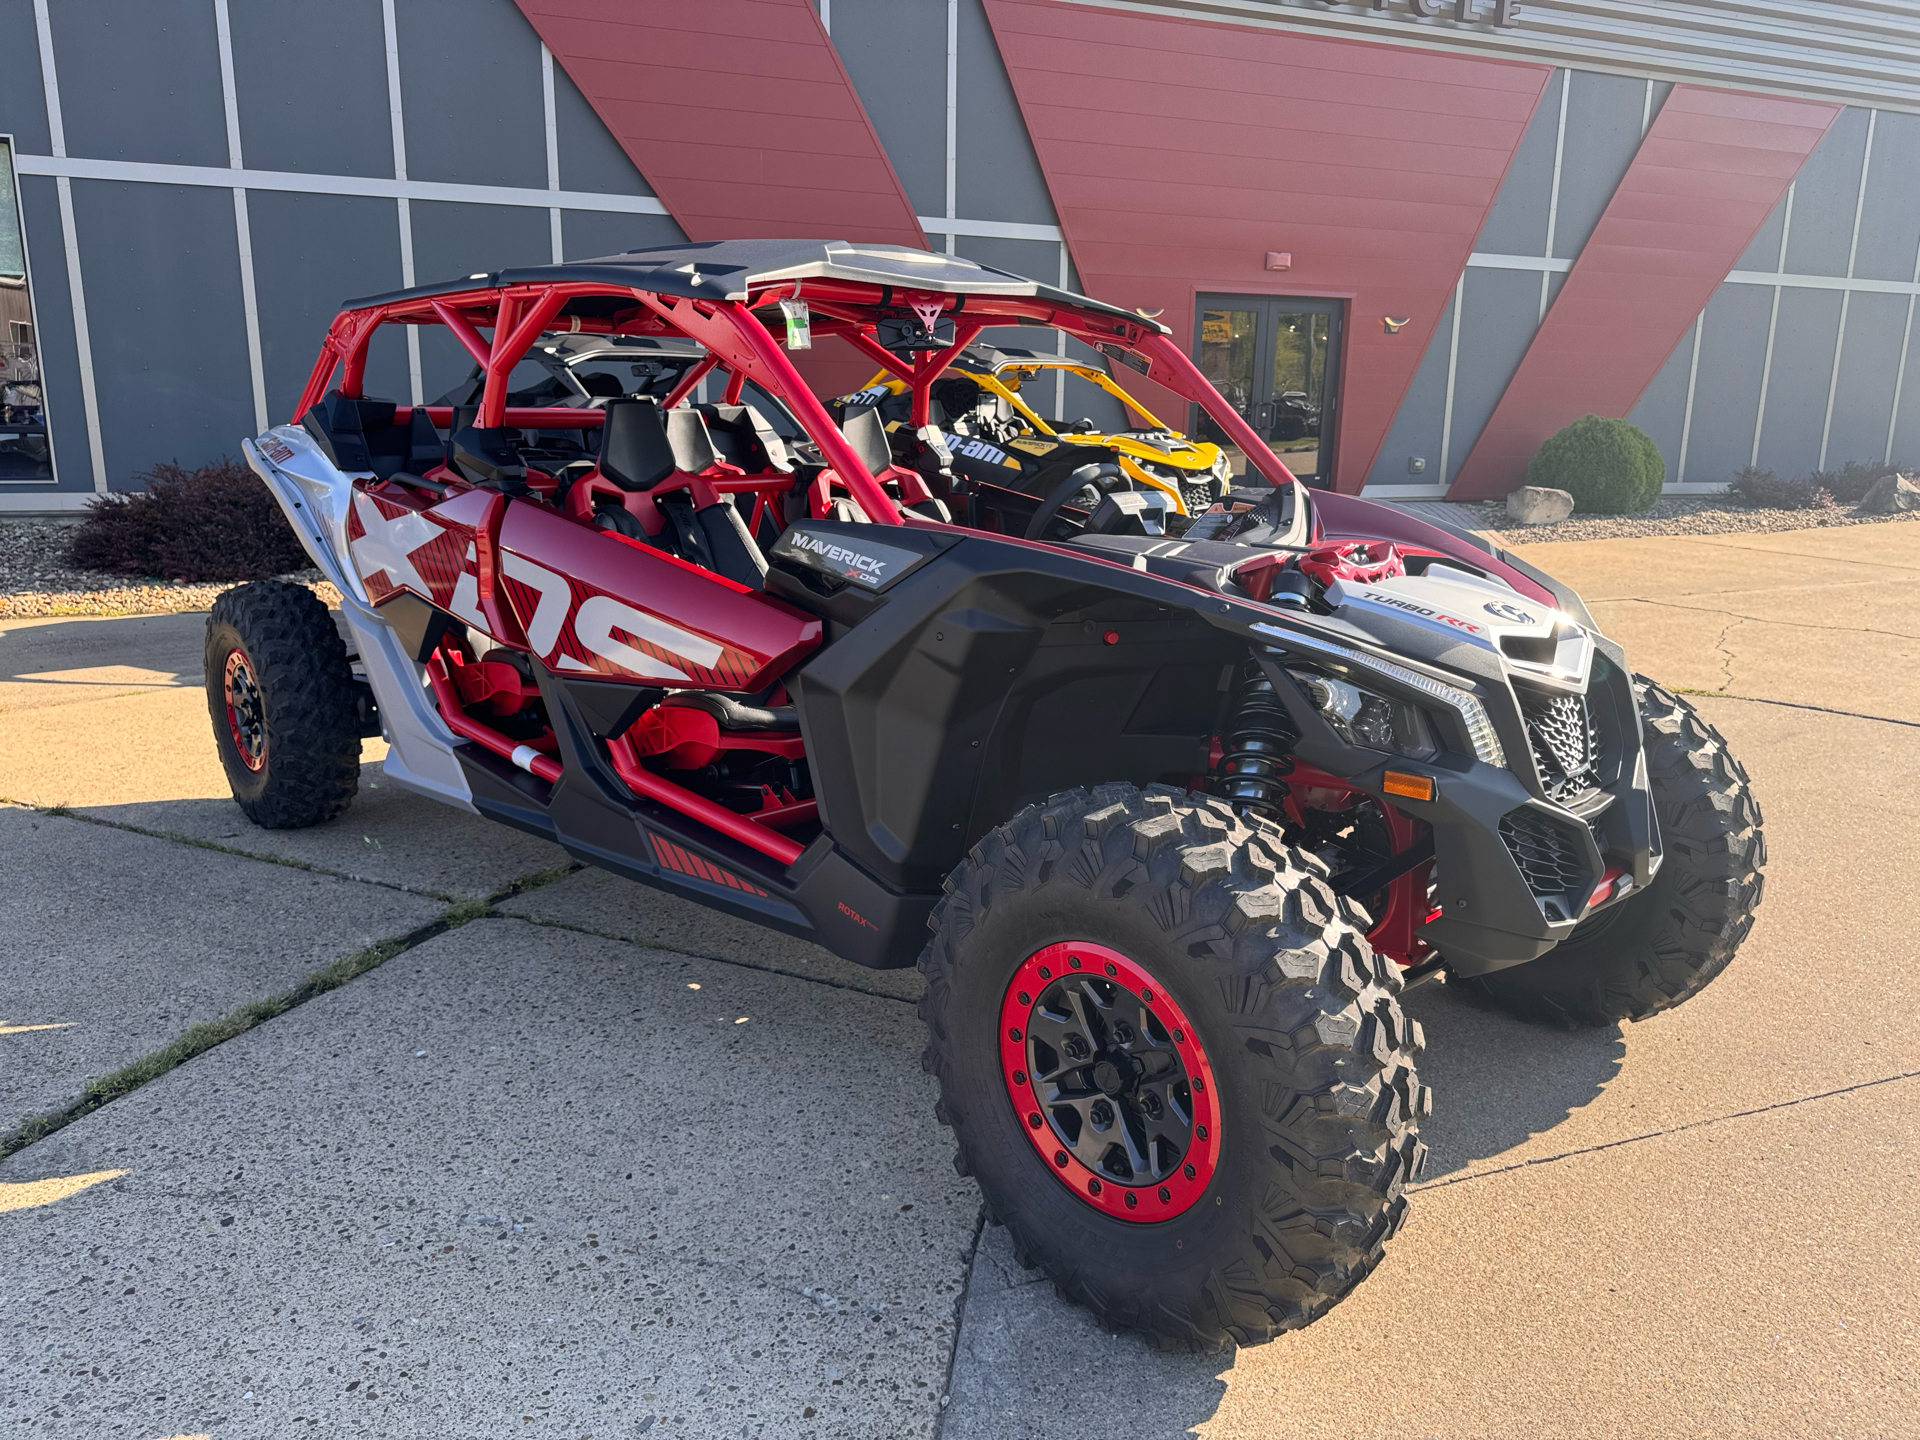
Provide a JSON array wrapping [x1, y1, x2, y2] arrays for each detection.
[[1213, 656, 1299, 818]]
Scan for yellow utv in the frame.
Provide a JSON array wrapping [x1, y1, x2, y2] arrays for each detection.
[[840, 342, 1233, 518]]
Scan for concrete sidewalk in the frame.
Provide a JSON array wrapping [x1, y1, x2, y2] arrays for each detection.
[[3, 526, 1916, 1438]]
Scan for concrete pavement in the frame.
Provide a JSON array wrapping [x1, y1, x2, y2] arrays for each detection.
[[3, 525, 1916, 1438]]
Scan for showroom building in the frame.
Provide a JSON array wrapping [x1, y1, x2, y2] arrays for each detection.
[[1, 0, 1916, 507]]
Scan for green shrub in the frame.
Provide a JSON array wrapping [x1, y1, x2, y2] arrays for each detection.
[[67, 458, 309, 582], [1526, 414, 1665, 515]]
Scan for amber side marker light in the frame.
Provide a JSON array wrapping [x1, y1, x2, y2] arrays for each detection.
[[1382, 771, 1435, 802]]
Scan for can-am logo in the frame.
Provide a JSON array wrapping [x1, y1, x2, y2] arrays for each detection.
[[1305, 0, 1520, 25], [1484, 601, 1538, 624]]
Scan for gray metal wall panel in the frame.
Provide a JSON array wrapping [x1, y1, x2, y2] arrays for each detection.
[[231, 0, 392, 179], [67, 180, 253, 487], [49, 1, 227, 168], [1626, 324, 1692, 484], [1552, 70, 1649, 262], [0, 0, 52, 154], [559, 210, 687, 264], [246, 191, 405, 422], [1891, 308, 1920, 467], [554, 65, 654, 197], [1445, 268, 1539, 483], [13, 174, 88, 490], [1822, 291, 1907, 469], [835, 0, 946, 217], [1781, 107, 1869, 279], [1736, 193, 1788, 273], [395, 0, 544, 189], [1852, 110, 1920, 286], [1683, 283, 1772, 485], [1474, 68, 1560, 258], [1648, 79, 1673, 122], [1755, 287, 1842, 478], [1365, 287, 1455, 489], [955, 0, 1057, 227], [408, 199, 550, 401]]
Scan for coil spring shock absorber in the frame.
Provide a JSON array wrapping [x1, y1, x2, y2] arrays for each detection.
[[1213, 657, 1299, 818]]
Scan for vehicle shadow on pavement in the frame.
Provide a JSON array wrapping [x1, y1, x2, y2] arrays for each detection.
[[1399, 979, 1625, 1179]]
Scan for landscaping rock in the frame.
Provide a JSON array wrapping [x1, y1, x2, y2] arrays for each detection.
[[1855, 472, 1920, 515], [1506, 486, 1575, 525]]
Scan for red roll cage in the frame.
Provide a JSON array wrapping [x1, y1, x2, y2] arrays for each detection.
[[294, 274, 1301, 525]]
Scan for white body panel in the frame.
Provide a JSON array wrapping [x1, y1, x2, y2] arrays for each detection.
[[242, 429, 476, 813]]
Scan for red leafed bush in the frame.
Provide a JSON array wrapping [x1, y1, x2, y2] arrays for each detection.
[[66, 459, 311, 581]]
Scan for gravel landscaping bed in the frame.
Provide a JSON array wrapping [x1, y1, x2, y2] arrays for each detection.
[[1437, 493, 1920, 543], [0, 518, 338, 618]]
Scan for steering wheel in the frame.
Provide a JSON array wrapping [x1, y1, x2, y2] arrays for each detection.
[[1023, 460, 1126, 541]]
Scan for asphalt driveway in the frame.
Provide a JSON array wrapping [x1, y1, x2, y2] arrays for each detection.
[[3, 523, 1915, 1438]]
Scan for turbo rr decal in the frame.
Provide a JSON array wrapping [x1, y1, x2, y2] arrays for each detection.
[[346, 488, 757, 686]]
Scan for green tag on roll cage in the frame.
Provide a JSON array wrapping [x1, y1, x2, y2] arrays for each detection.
[[778, 297, 812, 351]]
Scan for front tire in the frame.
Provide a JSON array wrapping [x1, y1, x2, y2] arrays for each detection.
[[1466, 677, 1765, 1026], [205, 580, 362, 830], [919, 783, 1428, 1351]]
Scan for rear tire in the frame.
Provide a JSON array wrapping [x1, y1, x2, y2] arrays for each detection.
[[919, 783, 1428, 1351], [205, 580, 361, 830], [1466, 677, 1765, 1026]]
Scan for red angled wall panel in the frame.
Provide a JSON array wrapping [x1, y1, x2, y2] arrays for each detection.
[[1449, 85, 1840, 499], [983, 0, 1549, 493], [514, 0, 925, 249]]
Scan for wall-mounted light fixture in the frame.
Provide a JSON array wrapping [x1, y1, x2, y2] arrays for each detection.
[[1383, 316, 1411, 334], [1265, 252, 1292, 271]]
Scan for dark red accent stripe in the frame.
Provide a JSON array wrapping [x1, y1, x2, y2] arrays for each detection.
[[513, 0, 925, 248], [646, 831, 767, 896], [1448, 86, 1842, 499], [983, 0, 1548, 493]]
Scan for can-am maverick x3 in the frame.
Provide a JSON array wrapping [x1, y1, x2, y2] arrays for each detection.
[[212, 239, 1763, 1351]]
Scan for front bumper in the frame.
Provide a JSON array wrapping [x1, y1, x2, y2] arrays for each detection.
[[1254, 647, 1660, 979]]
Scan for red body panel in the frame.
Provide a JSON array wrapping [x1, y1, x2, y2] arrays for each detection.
[[514, 0, 925, 249], [498, 499, 821, 692], [1449, 86, 1841, 499], [983, 0, 1550, 493]]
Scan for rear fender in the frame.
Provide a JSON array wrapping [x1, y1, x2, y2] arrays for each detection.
[[243, 430, 476, 812]]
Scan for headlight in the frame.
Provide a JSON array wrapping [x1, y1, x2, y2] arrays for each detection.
[[1288, 668, 1435, 760], [1253, 626, 1507, 767]]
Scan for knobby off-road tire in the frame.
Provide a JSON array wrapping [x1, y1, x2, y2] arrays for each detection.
[[205, 580, 361, 830], [1468, 676, 1765, 1027], [919, 783, 1429, 1351]]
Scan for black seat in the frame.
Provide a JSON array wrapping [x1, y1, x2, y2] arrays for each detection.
[[666, 407, 722, 474], [660, 690, 798, 732], [696, 402, 794, 474], [597, 397, 678, 491], [839, 405, 894, 475]]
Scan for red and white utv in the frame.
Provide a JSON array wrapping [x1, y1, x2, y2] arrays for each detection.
[[211, 240, 1763, 1350]]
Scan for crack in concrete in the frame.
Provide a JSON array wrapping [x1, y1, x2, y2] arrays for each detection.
[[1624, 596, 1920, 643], [933, 1208, 989, 1435], [1678, 691, 1920, 728], [0, 865, 581, 1162], [1411, 1069, 1920, 1194]]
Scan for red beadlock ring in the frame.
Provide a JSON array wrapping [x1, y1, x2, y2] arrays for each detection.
[[222, 648, 267, 773], [999, 941, 1220, 1222]]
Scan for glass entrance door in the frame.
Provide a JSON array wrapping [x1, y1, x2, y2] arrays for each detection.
[[1193, 294, 1343, 488]]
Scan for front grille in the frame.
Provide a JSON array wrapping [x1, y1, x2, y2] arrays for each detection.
[[1499, 808, 1590, 897], [1519, 689, 1602, 803]]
